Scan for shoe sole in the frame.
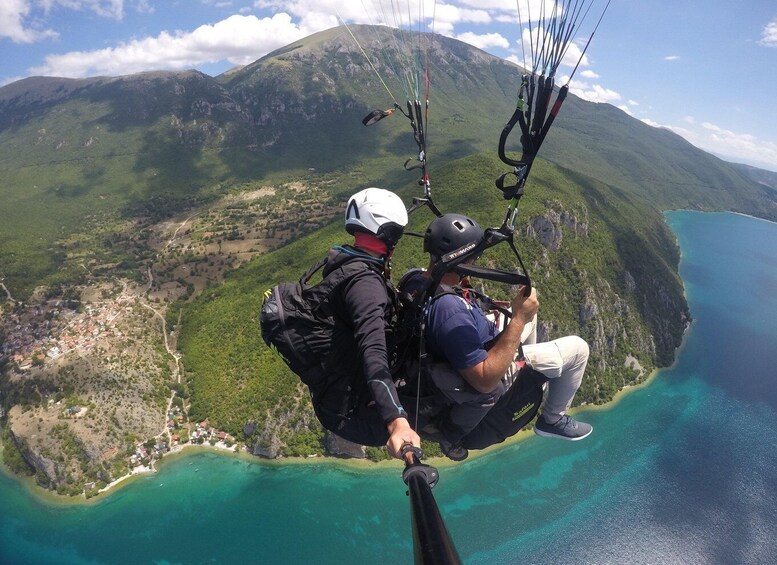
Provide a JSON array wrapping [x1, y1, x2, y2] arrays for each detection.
[[534, 426, 593, 441], [442, 450, 468, 461]]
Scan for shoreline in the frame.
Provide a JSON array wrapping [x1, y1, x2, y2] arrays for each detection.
[[4, 322, 695, 506], [0, 209, 704, 504], [0, 363, 676, 506], [4, 291, 696, 505]]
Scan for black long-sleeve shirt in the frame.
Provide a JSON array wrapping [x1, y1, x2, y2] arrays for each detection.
[[323, 246, 407, 425]]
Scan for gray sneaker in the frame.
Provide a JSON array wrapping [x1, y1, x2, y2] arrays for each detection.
[[439, 440, 469, 461], [534, 414, 592, 441]]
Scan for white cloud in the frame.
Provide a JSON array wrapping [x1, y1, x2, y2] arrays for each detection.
[[135, 0, 154, 14], [570, 81, 621, 104], [255, 1, 364, 32], [495, 13, 518, 24], [255, 0, 446, 33], [580, 69, 599, 79], [0, 0, 57, 42], [1, 75, 26, 87], [83, 0, 125, 20], [456, 31, 508, 50], [202, 0, 233, 8], [457, 0, 519, 9], [1, 0, 158, 43], [28, 13, 307, 77], [430, 3, 492, 35], [255, 1, 491, 37], [698, 122, 777, 168], [618, 100, 639, 116], [457, 0, 558, 21], [14, 2, 517, 79], [664, 55, 680, 61], [487, 0, 601, 35], [759, 19, 777, 47]]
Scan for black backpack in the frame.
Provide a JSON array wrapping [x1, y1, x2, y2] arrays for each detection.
[[259, 256, 381, 387], [261, 260, 547, 449]]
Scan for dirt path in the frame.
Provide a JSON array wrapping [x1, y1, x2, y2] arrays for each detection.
[[141, 228, 187, 443], [0, 280, 16, 305], [165, 213, 198, 251]]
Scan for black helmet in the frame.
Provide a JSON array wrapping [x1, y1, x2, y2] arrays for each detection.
[[424, 213, 484, 261]]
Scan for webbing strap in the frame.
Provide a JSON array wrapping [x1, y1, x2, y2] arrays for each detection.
[[300, 253, 384, 301]]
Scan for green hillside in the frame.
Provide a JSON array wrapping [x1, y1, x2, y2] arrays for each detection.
[[543, 100, 777, 216]]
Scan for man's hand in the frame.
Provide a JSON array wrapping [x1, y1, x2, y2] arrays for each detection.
[[459, 286, 539, 394], [511, 286, 539, 323], [386, 417, 421, 459]]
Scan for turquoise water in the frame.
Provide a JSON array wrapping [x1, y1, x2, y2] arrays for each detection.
[[2, 210, 777, 564]]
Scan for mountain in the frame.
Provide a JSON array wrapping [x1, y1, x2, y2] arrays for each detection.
[[2, 25, 777, 486], [1, 25, 774, 298], [732, 162, 777, 193]]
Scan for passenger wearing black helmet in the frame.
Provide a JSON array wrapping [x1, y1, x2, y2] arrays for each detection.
[[311, 188, 421, 459], [417, 213, 592, 460]]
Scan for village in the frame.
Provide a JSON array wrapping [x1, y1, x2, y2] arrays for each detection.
[[0, 176, 344, 498], [0, 283, 245, 494], [0, 290, 133, 372], [128, 415, 236, 471]]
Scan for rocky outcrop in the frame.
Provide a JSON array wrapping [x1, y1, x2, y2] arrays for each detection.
[[325, 432, 366, 458], [6, 427, 57, 488], [579, 288, 599, 324], [577, 277, 656, 375], [632, 272, 690, 366], [517, 195, 670, 402], [527, 200, 590, 250], [251, 434, 283, 459], [529, 214, 563, 250], [249, 390, 321, 459]]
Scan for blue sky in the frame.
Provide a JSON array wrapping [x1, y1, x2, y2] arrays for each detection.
[[2, 1, 776, 172]]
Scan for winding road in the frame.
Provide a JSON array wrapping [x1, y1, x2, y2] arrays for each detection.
[[141, 215, 200, 442]]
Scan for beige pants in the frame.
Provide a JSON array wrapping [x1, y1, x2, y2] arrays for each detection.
[[506, 315, 590, 422]]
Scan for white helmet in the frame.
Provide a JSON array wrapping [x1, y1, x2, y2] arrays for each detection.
[[345, 188, 408, 248]]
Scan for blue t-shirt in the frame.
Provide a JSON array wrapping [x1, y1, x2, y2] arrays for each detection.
[[425, 293, 498, 370]]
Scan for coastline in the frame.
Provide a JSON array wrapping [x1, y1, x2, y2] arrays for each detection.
[[4, 274, 696, 504], [0, 361, 677, 506], [4, 210, 776, 563], [3, 322, 695, 505], [1, 211, 703, 504]]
